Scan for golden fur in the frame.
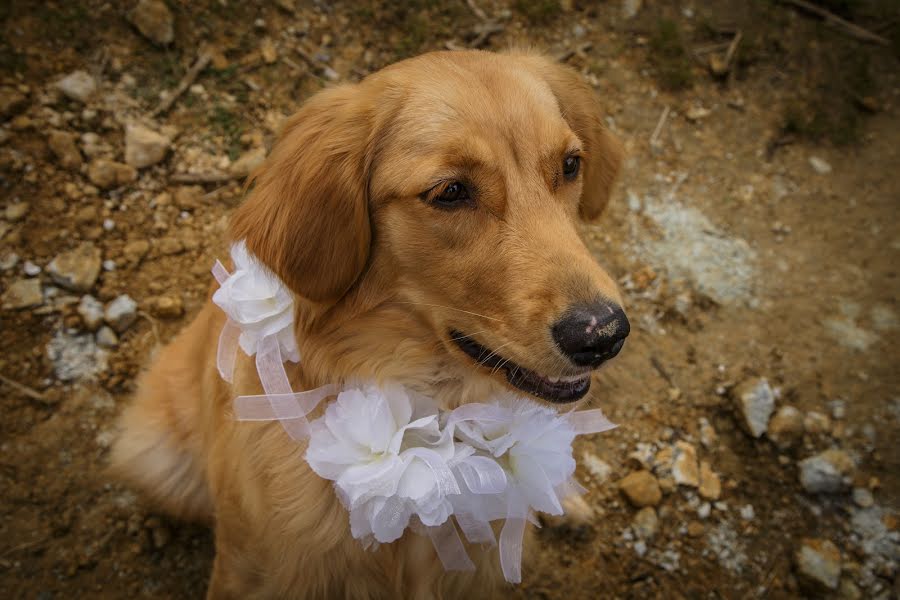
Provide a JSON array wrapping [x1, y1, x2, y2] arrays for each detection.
[[112, 50, 624, 599]]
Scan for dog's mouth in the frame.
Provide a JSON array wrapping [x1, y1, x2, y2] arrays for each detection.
[[449, 330, 590, 403]]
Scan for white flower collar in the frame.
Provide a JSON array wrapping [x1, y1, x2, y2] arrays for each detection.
[[212, 243, 617, 583]]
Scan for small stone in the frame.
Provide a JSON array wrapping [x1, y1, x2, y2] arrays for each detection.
[[795, 538, 841, 591], [671, 441, 700, 488], [0, 252, 19, 270], [87, 159, 137, 189], [581, 451, 612, 483], [621, 0, 642, 19], [96, 325, 118, 348], [123, 239, 150, 263], [23, 261, 41, 276], [838, 579, 862, 600], [709, 54, 729, 77], [739, 504, 755, 521], [0, 87, 27, 117], [129, 0, 174, 45], [809, 156, 832, 175], [260, 38, 278, 64], [54, 70, 97, 103], [47, 243, 102, 292], [803, 411, 832, 435], [687, 521, 704, 537], [104, 294, 138, 332], [699, 417, 717, 449], [619, 471, 662, 507], [632, 507, 658, 540], [685, 106, 711, 122], [124, 123, 170, 168], [768, 405, 804, 448], [77, 295, 105, 330], [156, 237, 183, 255], [229, 146, 266, 176], [151, 295, 184, 318], [5, 200, 29, 222], [697, 502, 711, 519], [2, 278, 43, 309], [851, 487, 874, 508], [799, 449, 855, 494], [732, 377, 775, 438], [102, 260, 116, 272], [47, 130, 83, 170], [698, 461, 721, 500], [174, 186, 203, 210]]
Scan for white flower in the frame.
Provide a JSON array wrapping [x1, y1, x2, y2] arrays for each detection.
[[212, 241, 299, 362], [306, 383, 461, 544]]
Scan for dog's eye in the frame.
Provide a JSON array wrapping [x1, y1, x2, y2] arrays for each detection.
[[563, 155, 581, 180], [423, 181, 472, 209]]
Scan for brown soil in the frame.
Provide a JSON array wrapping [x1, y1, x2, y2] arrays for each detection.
[[1, 1, 898, 598]]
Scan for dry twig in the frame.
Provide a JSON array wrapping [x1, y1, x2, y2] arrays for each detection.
[[170, 171, 240, 184], [469, 23, 505, 48], [464, 0, 488, 21], [780, 0, 889, 45], [0, 372, 46, 402], [150, 50, 212, 118], [555, 42, 594, 63], [649, 105, 671, 148]]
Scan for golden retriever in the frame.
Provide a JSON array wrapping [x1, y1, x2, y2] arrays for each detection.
[[112, 49, 629, 599]]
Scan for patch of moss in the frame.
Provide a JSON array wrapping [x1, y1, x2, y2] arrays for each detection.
[[208, 105, 244, 161]]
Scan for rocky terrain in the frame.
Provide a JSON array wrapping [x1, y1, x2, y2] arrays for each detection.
[[1, 1, 898, 598]]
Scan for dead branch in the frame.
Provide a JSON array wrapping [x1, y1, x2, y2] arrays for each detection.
[[780, 0, 889, 45], [555, 42, 593, 63], [469, 22, 504, 48], [649, 105, 671, 148], [464, 0, 488, 21], [150, 50, 212, 118], [0, 372, 46, 402], [295, 46, 340, 81]]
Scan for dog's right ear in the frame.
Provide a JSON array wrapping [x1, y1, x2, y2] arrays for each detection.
[[230, 84, 375, 303]]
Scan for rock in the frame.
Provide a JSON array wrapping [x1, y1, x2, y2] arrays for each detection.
[[156, 237, 183, 255], [671, 441, 700, 487], [229, 146, 266, 176], [47, 130, 83, 170], [809, 156, 832, 175], [699, 417, 717, 449], [46, 330, 108, 382], [0, 252, 19, 270], [104, 294, 138, 332], [174, 185, 204, 210], [622, 0, 642, 19], [260, 38, 278, 64], [739, 504, 755, 521], [799, 449, 855, 494], [124, 123, 170, 168], [0, 87, 27, 118], [96, 325, 118, 348], [123, 239, 151, 264], [23, 261, 40, 276], [2, 278, 43, 309], [87, 159, 137, 189], [838, 579, 862, 600], [47, 243, 102, 292], [129, 0, 174, 45], [54, 70, 97, 103], [732, 377, 775, 438], [795, 538, 841, 591], [5, 200, 29, 222], [632, 506, 658, 540], [581, 451, 612, 483], [685, 106, 711, 122], [852, 487, 874, 508], [803, 411, 832, 435], [77, 295, 105, 330], [619, 471, 662, 507], [768, 405, 804, 448], [698, 461, 721, 500], [150, 294, 184, 318], [687, 521, 704, 537]]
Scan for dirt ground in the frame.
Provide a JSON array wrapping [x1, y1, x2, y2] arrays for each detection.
[[1, 1, 898, 598]]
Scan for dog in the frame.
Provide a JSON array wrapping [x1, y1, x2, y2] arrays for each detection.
[[111, 49, 629, 599]]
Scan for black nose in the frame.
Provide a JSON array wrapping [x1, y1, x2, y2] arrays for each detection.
[[552, 302, 630, 368]]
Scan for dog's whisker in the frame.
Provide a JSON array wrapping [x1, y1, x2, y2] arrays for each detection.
[[388, 301, 506, 324], [476, 341, 515, 369]]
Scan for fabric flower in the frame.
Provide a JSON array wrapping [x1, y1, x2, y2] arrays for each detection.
[[306, 383, 462, 544], [212, 241, 299, 362]]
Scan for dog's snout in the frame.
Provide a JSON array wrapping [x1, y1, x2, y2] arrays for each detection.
[[552, 302, 630, 368]]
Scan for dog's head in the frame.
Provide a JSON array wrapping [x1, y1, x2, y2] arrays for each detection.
[[231, 50, 629, 404]]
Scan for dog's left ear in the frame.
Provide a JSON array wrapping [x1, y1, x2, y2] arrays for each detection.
[[517, 54, 624, 221]]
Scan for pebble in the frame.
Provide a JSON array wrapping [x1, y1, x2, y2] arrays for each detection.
[[151, 294, 184, 318], [77, 295, 105, 330], [632, 506, 659, 540], [129, 0, 174, 45], [47, 130, 83, 170], [54, 70, 97, 103], [229, 146, 267, 176], [0, 86, 27, 117], [739, 504, 755, 521], [156, 237, 184, 255], [104, 294, 138, 332], [5, 200, 29, 222], [619, 470, 662, 507], [851, 487, 874, 508], [731, 377, 775, 438], [795, 538, 841, 590], [622, 0, 643, 19], [123, 240, 151, 264], [47, 243, 102, 292], [698, 417, 717, 449], [687, 521, 704, 537], [96, 325, 118, 348], [0, 252, 19, 270], [768, 405, 804, 448], [799, 449, 855, 494], [23, 261, 41, 276], [87, 159, 137, 189], [697, 502, 711, 519], [581, 451, 612, 483], [102, 260, 116, 272], [124, 123, 170, 168], [260, 38, 278, 64], [670, 441, 700, 488], [2, 278, 43, 309], [809, 156, 832, 175], [803, 411, 832, 435], [698, 461, 721, 500]]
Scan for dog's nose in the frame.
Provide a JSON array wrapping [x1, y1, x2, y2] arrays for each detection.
[[552, 301, 630, 368]]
